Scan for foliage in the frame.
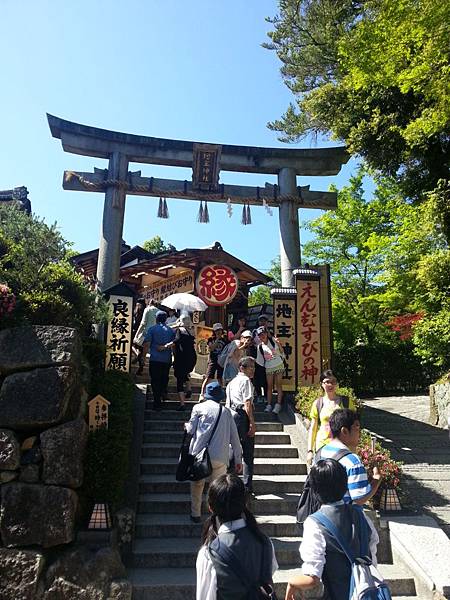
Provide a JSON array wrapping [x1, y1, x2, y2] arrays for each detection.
[[334, 341, 439, 396], [142, 235, 175, 254], [0, 283, 16, 320], [384, 312, 424, 341], [295, 383, 359, 418], [265, 0, 450, 205], [0, 205, 107, 334], [82, 370, 134, 513], [248, 256, 282, 306], [357, 430, 402, 489]]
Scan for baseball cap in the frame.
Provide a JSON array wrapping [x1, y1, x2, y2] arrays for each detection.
[[212, 323, 224, 331], [256, 326, 267, 335], [204, 381, 225, 402], [241, 330, 252, 338], [258, 314, 269, 321]]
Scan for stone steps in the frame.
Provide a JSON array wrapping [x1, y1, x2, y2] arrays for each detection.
[[128, 563, 417, 600], [143, 419, 284, 431], [140, 443, 299, 459], [145, 430, 291, 444], [143, 409, 279, 421], [139, 457, 306, 476]]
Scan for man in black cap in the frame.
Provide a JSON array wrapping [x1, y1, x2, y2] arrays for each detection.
[[143, 310, 176, 411]]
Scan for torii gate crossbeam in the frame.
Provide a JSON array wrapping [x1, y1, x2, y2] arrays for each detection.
[[48, 114, 349, 290]]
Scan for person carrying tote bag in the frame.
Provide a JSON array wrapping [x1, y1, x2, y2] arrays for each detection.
[[184, 381, 243, 524]]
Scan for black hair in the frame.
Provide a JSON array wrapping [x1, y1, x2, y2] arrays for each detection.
[[156, 311, 167, 324], [309, 459, 348, 504], [201, 473, 266, 546], [136, 297, 146, 306], [239, 356, 255, 370], [329, 408, 359, 439], [320, 369, 337, 383]]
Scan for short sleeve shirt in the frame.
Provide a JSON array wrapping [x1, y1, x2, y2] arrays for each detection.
[[225, 372, 254, 411], [310, 396, 356, 450], [208, 335, 227, 361]]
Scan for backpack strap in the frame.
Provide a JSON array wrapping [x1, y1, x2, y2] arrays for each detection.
[[316, 396, 349, 426], [206, 405, 223, 448], [315, 397, 324, 425], [333, 447, 352, 462], [311, 512, 356, 565]]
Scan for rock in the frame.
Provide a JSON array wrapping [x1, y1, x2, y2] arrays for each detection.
[[19, 464, 40, 483], [43, 545, 126, 599], [0, 326, 82, 375], [21, 446, 42, 465], [43, 578, 100, 600], [0, 483, 78, 548], [0, 428, 20, 469], [109, 579, 132, 600], [0, 366, 81, 431], [0, 548, 45, 600], [21, 436, 38, 450], [115, 507, 134, 554], [41, 418, 87, 487], [0, 470, 18, 483]]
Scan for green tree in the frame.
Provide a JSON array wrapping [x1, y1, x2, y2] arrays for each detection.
[[266, 0, 450, 205], [0, 205, 106, 333], [248, 257, 282, 306], [142, 235, 175, 254]]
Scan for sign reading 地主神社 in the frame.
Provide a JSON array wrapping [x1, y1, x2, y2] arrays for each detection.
[[272, 289, 297, 392], [104, 283, 134, 373], [196, 264, 238, 306], [296, 273, 321, 386]]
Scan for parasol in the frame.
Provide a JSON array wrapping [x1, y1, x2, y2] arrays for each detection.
[[161, 292, 208, 312]]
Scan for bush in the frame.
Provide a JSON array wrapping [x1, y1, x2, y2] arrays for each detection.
[[334, 341, 440, 396], [295, 384, 359, 418], [357, 429, 403, 490], [81, 370, 134, 518]]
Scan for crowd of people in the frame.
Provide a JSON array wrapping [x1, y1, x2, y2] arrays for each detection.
[[132, 299, 385, 600]]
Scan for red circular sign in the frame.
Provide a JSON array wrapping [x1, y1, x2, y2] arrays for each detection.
[[196, 264, 238, 306]]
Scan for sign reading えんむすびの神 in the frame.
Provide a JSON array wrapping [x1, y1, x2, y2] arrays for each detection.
[[105, 286, 134, 373], [141, 270, 194, 303], [296, 275, 321, 386]]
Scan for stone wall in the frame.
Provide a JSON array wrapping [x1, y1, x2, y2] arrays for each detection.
[[430, 382, 450, 428], [0, 326, 131, 600]]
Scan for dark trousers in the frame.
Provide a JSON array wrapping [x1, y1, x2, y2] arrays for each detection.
[[254, 363, 267, 397], [232, 409, 255, 492], [149, 360, 171, 408]]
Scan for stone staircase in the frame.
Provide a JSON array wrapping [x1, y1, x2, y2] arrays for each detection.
[[127, 380, 420, 599]]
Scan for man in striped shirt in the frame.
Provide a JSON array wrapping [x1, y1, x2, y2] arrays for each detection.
[[318, 408, 382, 505]]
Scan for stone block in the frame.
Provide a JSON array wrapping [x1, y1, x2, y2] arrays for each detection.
[[21, 445, 42, 465], [0, 366, 81, 431], [0, 470, 18, 483], [0, 325, 81, 374], [41, 418, 87, 487], [0, 483, 78, 548], [0, 428, 20, 469], [19, 464, 40, 483], [0, 548, 45, 600], [109, 579, 132, 600], [43, 545, 126, 599], [43, 578, 100, 600]]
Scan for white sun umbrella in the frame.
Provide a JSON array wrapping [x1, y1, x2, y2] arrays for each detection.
[[161, 292, 208, 313]]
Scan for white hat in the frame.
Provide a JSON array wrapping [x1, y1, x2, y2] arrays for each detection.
[[241, 330, 253, 338], [212, 322, 224, 331]]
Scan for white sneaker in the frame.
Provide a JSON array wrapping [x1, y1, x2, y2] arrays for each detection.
[[264, 404, 273, 413], [273, 403, 282, 415]]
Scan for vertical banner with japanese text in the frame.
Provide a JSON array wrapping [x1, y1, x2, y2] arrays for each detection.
[[296, 274, 322, 386], [272, 290, 297, 392], [104, 284, 134, 373]]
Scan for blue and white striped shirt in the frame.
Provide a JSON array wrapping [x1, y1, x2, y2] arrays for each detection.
[[319, 439, 371, 503]]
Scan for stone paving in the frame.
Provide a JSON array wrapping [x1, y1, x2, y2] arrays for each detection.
[[362, 395, 450, 537]]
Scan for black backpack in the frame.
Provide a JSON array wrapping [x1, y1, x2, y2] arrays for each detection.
[[296, 447, 351, 524]]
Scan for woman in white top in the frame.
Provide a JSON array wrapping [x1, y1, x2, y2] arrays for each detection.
[[256, 327, 285, 415], [222, 330, 253, 383], [196, 473, 278, 600]]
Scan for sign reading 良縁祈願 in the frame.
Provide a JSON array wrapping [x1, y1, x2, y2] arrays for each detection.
[[104, 282, 134, 373]]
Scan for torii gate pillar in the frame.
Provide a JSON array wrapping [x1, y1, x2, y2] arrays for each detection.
[[97, 152, 129, 291], [278, 167, 301, 287]]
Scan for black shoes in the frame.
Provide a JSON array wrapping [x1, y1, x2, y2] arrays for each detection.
[[190, 516, 201, 524], [176, 404, 186, 411]]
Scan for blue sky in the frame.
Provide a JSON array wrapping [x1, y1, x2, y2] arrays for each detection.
[[1, 0, 360, 273]]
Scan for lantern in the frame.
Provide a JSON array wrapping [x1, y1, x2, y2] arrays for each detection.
[[88, 503, 112, 530], [379, 487, 402, 512]]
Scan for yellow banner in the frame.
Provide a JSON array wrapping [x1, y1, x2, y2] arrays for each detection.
[[297, 279, 322, 386], [273, 296, 297, 392], [105, 294, 133, 373], [142, 269, 194, 303]]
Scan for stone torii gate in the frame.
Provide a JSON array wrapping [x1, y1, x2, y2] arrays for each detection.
[[47, 114, 348, 290]]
